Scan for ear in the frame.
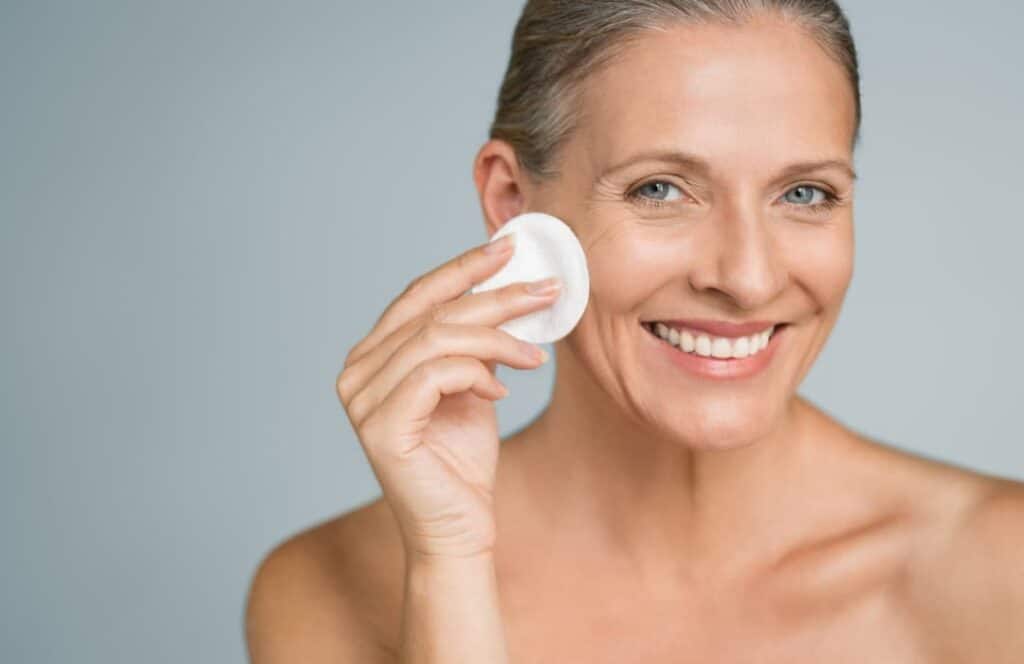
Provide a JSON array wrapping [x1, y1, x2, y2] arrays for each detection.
[[472, 139, 528, 238]]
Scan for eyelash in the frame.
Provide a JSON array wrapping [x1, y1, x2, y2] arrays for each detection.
[[626, 180, 844, 215]]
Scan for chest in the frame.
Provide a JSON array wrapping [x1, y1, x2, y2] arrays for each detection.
[[497, 576, 937, 663]]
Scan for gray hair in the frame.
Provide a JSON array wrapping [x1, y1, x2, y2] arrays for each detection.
[[489, 0, 861, 182]]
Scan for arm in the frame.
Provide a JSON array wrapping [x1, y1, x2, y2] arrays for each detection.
[[399, 550, 509, 664]]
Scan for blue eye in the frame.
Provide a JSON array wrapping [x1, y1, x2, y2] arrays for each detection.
[[627, 180, 844, 214], [784, 185, 825, 205], [781, 184, 842, 215], [630, 180, 684, 206]]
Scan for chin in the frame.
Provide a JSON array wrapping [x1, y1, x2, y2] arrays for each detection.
[[659, 398, 781, 451]]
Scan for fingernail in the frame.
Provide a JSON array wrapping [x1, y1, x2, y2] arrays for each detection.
[[526, 276, 561, 295], [484, 233, 515, 255], [520, 341, 549, 363]]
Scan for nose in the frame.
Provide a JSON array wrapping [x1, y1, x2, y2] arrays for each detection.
[[686, 198, 788, 310]]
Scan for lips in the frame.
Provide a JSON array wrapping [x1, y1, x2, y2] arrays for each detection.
[[641, 319, 788, 378]]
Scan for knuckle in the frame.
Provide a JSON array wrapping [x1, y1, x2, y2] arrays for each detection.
[[411, 356, 445, 386], [453, 252, 471, 275], [342, 341, 364, 370], [336, 368, 360, 405], [335, 377, 360, 411], [409, 358, 435, 384], [403, 275, 426, 298], [335, 368, 350, 399], [347, 390, 367, 426], [357, 408, 381, 443], [416, 322, 448, 351], [426, 301, 448, 323]]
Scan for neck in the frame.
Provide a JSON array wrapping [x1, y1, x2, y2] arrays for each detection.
[[503, 340, 825, 580]]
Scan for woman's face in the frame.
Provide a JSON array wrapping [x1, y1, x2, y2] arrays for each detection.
[[529, 17, 858, 448]]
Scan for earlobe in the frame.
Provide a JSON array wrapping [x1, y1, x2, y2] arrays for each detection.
[[473, 139, 526, 237]]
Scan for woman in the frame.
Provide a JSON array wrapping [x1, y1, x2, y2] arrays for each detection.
[[246, 1, 1024, 661]]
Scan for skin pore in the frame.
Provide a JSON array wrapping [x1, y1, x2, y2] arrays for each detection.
[[474, 14, 979, 657], [485, 15, 861, 583]]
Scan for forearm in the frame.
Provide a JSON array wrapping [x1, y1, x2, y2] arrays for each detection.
[[398, 550, 510, 664]]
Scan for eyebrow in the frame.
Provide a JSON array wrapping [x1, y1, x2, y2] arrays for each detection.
[[599, 149, 858, 183]]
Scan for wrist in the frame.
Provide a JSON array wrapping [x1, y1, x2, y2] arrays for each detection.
[[405, 545, 496, 570]]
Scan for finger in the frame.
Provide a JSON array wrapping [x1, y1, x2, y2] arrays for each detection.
[[344, 234, 516, 369], [426, 276, 562, 328], [338, 278, 559, 402], [359, 357, 507, 459], [346, 324, 545, 426]]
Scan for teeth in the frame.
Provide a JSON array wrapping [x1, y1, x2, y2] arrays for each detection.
[[680, 330, 695, 352], [711, 337, 732, 358], [650, 323, 777, 359]]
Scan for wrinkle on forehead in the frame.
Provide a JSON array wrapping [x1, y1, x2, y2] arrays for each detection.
[[570, 19, 856, 184]]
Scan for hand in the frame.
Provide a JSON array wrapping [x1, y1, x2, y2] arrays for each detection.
[[336, 235, 562, 559]]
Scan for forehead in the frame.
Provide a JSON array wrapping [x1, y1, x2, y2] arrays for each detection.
[[575, 17, 856, 172]]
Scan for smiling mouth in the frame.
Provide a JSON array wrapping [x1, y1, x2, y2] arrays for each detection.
[[641, 320, 790, 360]]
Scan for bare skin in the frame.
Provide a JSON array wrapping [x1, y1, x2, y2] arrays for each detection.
[[248, 427, 1022, 662], [246, 14, 1024, 663]]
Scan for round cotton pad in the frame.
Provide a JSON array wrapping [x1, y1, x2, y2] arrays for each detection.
[[470, 212, 590, 344]]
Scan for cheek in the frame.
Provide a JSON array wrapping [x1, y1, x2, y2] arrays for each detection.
[[583, 226, 693, 312], [782, 225, 854, 305]]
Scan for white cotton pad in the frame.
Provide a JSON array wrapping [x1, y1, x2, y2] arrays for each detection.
[[470, 212, 590, 344]]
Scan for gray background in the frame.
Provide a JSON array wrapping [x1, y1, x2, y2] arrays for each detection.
[[2, 1, 1021, 662]]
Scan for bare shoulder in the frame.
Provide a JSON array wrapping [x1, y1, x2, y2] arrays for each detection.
[[803, 391, 1023, 647], [879, 443, 1024, 662], [244, 496, 406, 664], [913, 475, 1024, 660]]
